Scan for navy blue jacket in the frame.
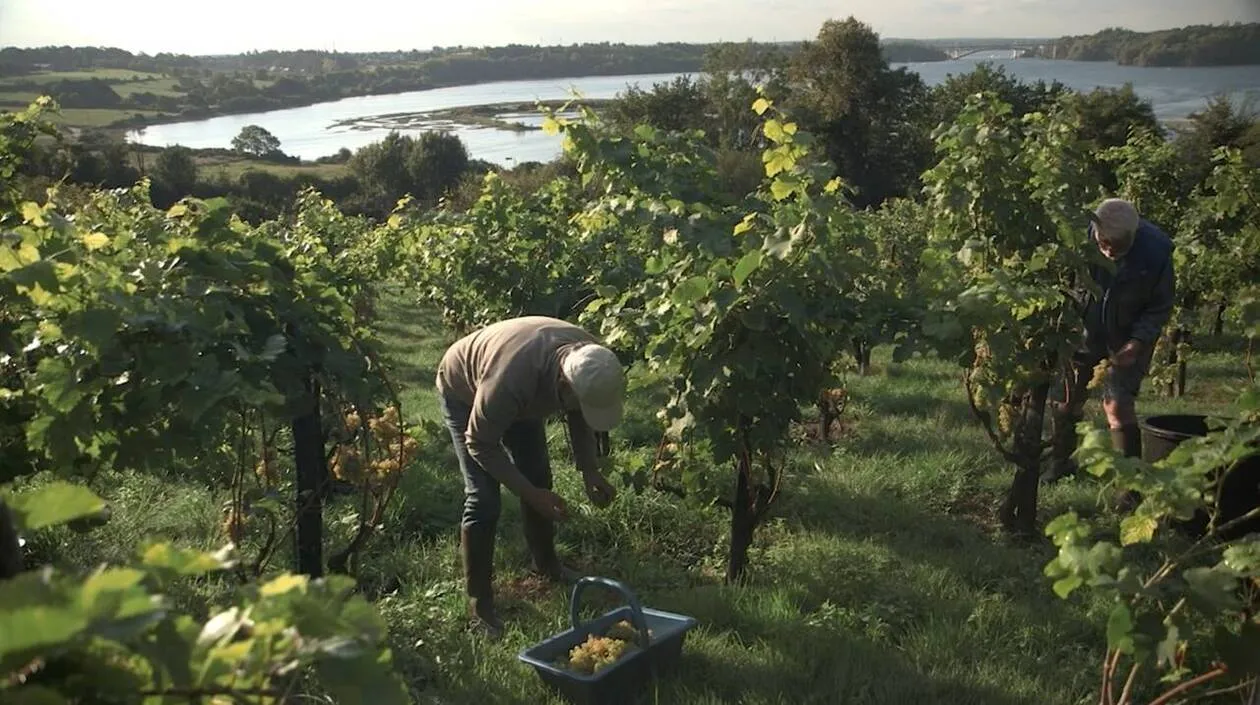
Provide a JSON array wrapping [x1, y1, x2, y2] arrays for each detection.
[[1083, 218, 1176, 351]]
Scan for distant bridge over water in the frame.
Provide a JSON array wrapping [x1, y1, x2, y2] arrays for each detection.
[[943, 45, 1045, 60]]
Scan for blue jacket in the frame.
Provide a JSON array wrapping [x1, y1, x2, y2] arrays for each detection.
[[1083, 218, 1176, 351]]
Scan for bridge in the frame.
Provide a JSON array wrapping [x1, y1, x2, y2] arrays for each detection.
[[944, 45, 1045, 60]]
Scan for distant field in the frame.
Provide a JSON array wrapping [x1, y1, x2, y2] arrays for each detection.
[[131, 151, 352, 180], [0, 68, 164, 85], [0, 91, 45, 107], [0, 70, 182, 128], [50, 108, 165, 127], [113, 78, 182, 97]]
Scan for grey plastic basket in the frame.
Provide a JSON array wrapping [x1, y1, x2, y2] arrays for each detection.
[[518, 576, 697, 705]]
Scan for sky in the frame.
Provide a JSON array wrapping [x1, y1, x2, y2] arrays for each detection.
[[1, 0, 1257, 54]]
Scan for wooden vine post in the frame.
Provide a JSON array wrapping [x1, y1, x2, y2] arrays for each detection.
[[291, 373, 326, 578]]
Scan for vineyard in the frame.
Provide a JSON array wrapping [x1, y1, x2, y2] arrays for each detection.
[[2, 89, 1259, 705]]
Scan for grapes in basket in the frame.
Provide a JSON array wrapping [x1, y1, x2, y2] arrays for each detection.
[[552, 620, 655, 675]]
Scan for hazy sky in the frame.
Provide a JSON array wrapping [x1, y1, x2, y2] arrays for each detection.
[[1, 0, 1257, 54]]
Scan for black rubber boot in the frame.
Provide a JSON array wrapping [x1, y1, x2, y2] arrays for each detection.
[[521, 503, 579, 585], [1042, 403, 1082, 484], [1113, 423, 1143, 512], [460, 523, 504, 639], [1112, 423, 1142, 459]]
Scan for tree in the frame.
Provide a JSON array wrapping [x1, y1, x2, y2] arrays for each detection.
[[410, 131, 469, 205], [1069, 84, 1161, 191], [929, 62, 1067, 129], [785, 17, 933, 210], [232, 124, 283, 158], [151, 146, 198, 205], [348, 131, 470, 217], [605, 75, 712, 135], [1173, 94, 1260, 186]]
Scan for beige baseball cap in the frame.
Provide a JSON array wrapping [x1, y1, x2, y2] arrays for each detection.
[[561, 344, 626, 432]]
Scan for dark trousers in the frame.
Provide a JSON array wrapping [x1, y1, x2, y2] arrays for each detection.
[[1050, 340, 1155, 468], [438, 392, 553, 530]]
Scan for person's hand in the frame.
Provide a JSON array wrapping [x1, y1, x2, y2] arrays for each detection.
[[1112, 339, 1143, 368], [582, 469, 617, 508], [526, 487, 570, 522]]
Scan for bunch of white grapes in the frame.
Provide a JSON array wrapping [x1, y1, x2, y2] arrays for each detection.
[[329, 405, 418, 488], [558, 620, 653, 675]]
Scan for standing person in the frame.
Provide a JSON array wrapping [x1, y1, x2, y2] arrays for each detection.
[[1047, 198, 1176, 487], [436, 316, 626, 638]]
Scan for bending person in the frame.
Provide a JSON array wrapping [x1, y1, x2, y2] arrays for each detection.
[[436, 316, 625, 637]]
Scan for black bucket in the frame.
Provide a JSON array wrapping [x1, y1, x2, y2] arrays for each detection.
[[1139, 414, 1213, 464], [1139, 414, 1259, 541]]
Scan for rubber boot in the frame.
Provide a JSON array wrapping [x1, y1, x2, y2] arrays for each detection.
[[1042, 403, 1081, 484], [521, 502, 579, 585], [460, 523, 504, 639], [1112, 423, 1143, 512]]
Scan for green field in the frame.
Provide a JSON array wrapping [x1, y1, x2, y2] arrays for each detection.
[[34, 288, 1250, 705], [112, 77, 182, 97], [48, 108, 166, 127], [124, 149, 351, 180], [0, 91, 45, 108], [0, 97, 155, 129], [0, 68, 164, 85], [189, 153, 351, 180]]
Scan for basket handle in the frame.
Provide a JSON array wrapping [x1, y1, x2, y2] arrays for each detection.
[[568, 576, 650, 648]]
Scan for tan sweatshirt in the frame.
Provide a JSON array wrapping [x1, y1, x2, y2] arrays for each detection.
[[435, 316, 603, 496]]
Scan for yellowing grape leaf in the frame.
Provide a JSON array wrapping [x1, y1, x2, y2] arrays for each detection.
[[81, 232, 110, 251], [21, 202, 46, 226], [260, 574, 310, 597], [1120, 514, 1158, 545]]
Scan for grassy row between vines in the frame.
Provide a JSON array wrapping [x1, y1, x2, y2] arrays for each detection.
[[30, 290, 1252, 704]]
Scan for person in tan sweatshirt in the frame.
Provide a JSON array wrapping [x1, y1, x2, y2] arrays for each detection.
[[436, 316, 626, 637]]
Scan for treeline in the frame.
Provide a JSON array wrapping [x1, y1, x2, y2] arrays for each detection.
[[0, 40, 945, 128], [15, 122, 482, 223], [15, 16, 1260, 227], [1039, 22, 1260, 66], [599, 20, 1260, 212], [0, 41, 946, 79], [18, 42, 1260, 228]]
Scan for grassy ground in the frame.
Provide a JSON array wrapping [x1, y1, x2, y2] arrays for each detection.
[[119, 149, 352, 180], [187, 154, 351, 180], [29, 289, 1253, 704], [0, 69, 164, 85], [0, 69, 261, 129]]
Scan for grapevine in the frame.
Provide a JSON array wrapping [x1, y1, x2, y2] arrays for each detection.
[[914, 90, 1101, 536], [1, 99, 409, 704]]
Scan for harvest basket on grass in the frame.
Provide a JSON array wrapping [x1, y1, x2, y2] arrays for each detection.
[[518, 576, 698, 705]]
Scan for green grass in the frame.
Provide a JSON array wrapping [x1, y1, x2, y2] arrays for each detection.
[[46, 108, 165, 128], [193, 154, 351, 180], [112, 77, 182, 97], [0, 91, 46, 107], [28, 289, 1254, 704]]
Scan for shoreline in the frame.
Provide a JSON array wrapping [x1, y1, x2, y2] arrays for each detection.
[[325, 99, 613, 134], [85, 74, 686, 135]]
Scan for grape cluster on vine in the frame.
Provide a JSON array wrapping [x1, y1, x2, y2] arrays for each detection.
[[330, 405, 418, 488]]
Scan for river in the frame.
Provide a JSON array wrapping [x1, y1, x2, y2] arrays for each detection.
[[128, 54, 1260, 166]]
